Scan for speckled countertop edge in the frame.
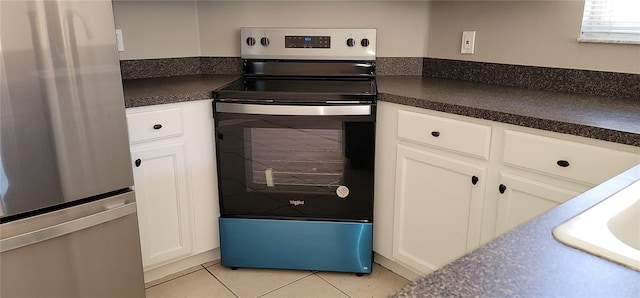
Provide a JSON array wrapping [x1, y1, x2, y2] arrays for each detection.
[[122, 74, 640, 147], [379, 92, 640, 147], [377, 76, 640, 147], [391, 165, 640, 297], [122, 74, 240, 108]]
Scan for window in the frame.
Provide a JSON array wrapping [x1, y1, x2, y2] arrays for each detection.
[[579, 0, 640, 44]]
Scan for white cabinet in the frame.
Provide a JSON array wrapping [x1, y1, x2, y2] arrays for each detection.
[[180, 101, 219, 255], [494, 173, 580, 235], [502, 130, 639, 185], [393, 145, 486, 272], [397, 110, 491, 160], [127, 108, 184, 143], [375, 101, 640, 279], [491, 129, 640, 237], [373, 102, 400, 262], [127, 100, 219, 271], [375, 102, 491, 275], [132, 142, 192, 268]]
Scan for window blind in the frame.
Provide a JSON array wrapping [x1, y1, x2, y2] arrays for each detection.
[[580, 0, 640, 44]]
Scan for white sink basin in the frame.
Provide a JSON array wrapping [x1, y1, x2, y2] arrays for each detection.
[[553, 179, 640, 271]]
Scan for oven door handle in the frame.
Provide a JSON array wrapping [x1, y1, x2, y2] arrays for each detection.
[[215, 103, 373, 116]]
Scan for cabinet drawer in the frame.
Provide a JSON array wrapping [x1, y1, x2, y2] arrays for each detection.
[[503, 130, 639, 185], [127, 108, 183, 143], [397, 110, 491, 159]]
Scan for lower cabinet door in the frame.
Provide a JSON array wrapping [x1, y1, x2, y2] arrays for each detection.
[[131, 142, 192, 269], [393, 145, 487, 273], [494, 173, 581, 236]]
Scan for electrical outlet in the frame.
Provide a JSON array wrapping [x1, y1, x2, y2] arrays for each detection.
[[115, 29, 125, 52], [461, 31, 476, 54]]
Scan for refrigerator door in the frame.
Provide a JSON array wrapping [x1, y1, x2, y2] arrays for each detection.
[[0, 0, 133, 218], [0, 191, 145, 297]]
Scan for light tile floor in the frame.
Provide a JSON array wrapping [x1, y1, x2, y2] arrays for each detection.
[[145, 262, 410, 298]]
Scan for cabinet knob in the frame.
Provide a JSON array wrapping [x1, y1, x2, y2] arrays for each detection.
[[471, 175, 479, 185], [135, 159, 142, 167], [499, 184, 507, 194], [556, 160, 570, 167], [431, 131, 440, 137], [153, 124, 162, 130]]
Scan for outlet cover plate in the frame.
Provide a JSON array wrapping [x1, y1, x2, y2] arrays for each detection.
[[461, 31, 476, 54]]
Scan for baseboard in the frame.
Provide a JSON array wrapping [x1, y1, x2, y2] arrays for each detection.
[[373, 252, 426, 281], [143, 248, 221, 285]]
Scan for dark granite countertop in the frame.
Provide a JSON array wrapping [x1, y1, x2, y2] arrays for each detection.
[[122, 74, 240, 108], [377, 76, 640, 147], [122, 74, 639, 146], [391, 165, 640, 297]]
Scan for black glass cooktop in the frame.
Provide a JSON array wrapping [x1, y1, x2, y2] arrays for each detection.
[[214, 78, 377, 103]]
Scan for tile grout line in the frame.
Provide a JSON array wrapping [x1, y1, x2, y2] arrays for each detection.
[[314, 272, 354, 298], [203, 265, 241, 298], [255, 271, 316, 298], [146, 262, 408, 297]]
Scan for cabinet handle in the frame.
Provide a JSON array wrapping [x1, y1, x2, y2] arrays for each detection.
[[471, 175, 479, 185], [135, 159, 142, 167], [431, 131, 440, 137], [556, 160, 570, 167], [499, 184, 507, 194], [153, 124, 163, 130]]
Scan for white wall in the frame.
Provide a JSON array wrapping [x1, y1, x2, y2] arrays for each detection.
[[112, 1, 200, 60], [111, 0, 640, 74], [426, 1, 640, 74], [196, 1, 430, 58], [112, 1, 429, 59]]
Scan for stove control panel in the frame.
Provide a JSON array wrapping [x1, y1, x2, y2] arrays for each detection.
[[285, 35, 330, 49], [241, 28, 376, 60]]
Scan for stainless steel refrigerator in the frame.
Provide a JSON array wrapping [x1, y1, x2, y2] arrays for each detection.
[[0, 0, 145, 297]]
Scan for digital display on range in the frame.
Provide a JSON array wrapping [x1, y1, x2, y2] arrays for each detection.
[[285, 36, 330, 48]]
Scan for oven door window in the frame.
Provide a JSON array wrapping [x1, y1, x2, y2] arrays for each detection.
[[215, 113, 374, 222], [247, 128, 344, 194]]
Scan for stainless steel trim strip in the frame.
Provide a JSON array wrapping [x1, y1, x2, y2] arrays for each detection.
[[325, 101, 366, 104], [216, 103, 372, 116], [0, 202, 137, 253]]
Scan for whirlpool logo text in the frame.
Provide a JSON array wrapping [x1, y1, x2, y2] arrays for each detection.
[[289, 200, 305, 206]]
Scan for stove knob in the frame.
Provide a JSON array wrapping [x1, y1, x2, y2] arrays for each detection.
[[361, 38, 370, 47], [246, 37, 256, 46], [346, 38, 355, 47], [260, 37, 270, 47]]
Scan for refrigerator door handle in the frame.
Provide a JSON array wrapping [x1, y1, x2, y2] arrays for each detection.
[[0, 201, 137, 253]]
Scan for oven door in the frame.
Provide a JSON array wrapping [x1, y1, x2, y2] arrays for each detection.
[[214, 102, 375, 222]]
